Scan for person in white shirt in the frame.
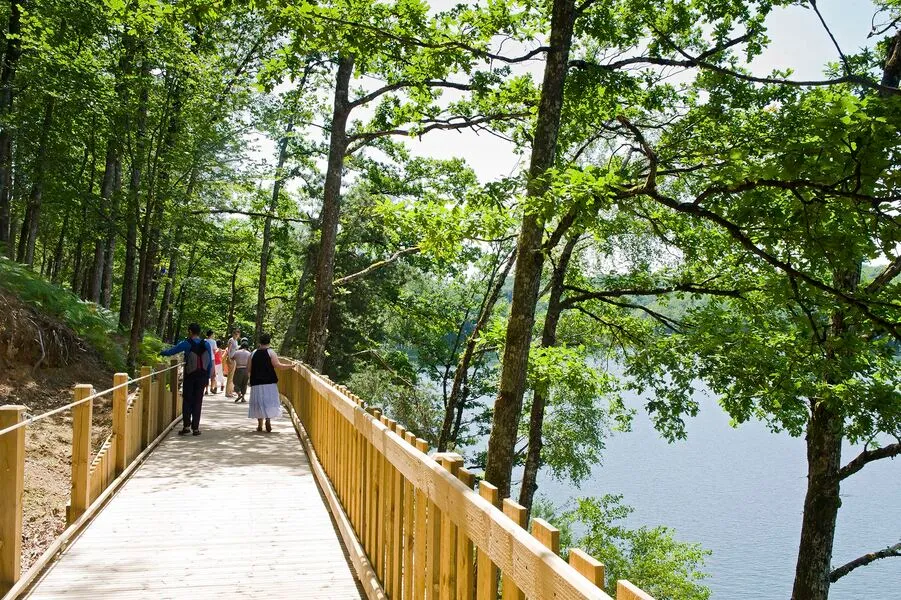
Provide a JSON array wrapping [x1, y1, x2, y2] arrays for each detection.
[[225, 328, 240, 397], [231, 339, 252, 403]]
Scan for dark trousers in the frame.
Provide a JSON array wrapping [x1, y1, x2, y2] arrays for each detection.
[[183, 371, 206, 431], [233, 368, 248, 398]]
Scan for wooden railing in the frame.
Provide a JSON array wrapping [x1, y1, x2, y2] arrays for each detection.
[[0, 359, 182, 598], [279, 362, 656, 600]]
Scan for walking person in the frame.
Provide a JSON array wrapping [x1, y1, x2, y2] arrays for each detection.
[[161, 323, 213, 436], [225, 328, 240, 398], [206, 330, 220, 393], [231, 339, 251, 403], [247, 333, 294, 432], [215, 341, 226, 391]]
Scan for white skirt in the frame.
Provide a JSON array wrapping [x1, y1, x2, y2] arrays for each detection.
[[248, 383, 282, 419], [215, 363, 225, 386]]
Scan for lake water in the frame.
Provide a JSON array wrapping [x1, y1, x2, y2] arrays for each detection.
[[534, 384, 901, 599]]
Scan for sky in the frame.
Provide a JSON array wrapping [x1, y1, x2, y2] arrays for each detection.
[[250, 0, 886, 186], [401, 0, 883, 182]]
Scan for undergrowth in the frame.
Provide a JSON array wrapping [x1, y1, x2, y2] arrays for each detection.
[[0, 257, 162, 373]]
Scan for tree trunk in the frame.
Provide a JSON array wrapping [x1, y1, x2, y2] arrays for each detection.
[[227, 259, 242, 332], [304, 55, 354, 371], [0, 1, 21, 253], [101, 158, 123, 307], [484, 0, 577, 498], [519, 234, 578, 513], [156, 214, 187, 337], [280, 244, 316, 355], [16, 95, 55, 267], [791, 264, 859, 600], [255, 119, 294, 341], [50, 210, 69, 283], [437, 248, 516, 451], [156, 166, 194, 336], [88, 138, 120, 302], [171, 245, 197, 342], [791, 403, 843, 600], [128, 79, 181, 368], [119, 60, 149, 328]]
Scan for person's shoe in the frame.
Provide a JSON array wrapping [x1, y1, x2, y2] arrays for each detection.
[[241, 399, 247, 403], [178, 428, 191, 435], [265, 420, 272, 433], [192, 430, 201, 436], [234, 398, 240, 403]]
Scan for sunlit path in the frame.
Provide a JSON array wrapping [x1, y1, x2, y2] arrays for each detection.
[[24, 393, 363, 599]]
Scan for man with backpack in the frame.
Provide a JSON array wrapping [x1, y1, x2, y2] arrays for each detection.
[[161, 322, 214, 436]]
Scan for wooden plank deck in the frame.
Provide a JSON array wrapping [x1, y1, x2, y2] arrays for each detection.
[[24, 392, 364, 599]]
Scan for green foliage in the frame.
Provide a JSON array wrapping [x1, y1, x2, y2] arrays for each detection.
[[0, 257, 124, 369], [533, 496, 711, 600]]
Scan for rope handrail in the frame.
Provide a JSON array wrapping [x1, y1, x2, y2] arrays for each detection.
[[0, 361, 181, 438]]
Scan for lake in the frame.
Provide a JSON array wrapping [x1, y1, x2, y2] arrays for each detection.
[[534, 384, 901, 599]]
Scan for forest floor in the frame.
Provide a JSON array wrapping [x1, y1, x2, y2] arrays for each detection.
[[0, 290, 116, 572]]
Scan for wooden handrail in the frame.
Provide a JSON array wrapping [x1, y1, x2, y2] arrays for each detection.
[[280, 361, 658, 600], [0, 359, 182, 597]]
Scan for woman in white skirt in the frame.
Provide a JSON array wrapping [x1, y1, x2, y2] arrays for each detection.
[[247, 333, 294, 432]]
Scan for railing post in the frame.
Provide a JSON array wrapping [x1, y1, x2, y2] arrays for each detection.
[[569, 548, 605, 588], [475, 481, 499, 600], [156, 363, 167, 434], [70, 384, 94, 523], [403, 431, 416, 600], [0, 405, 26, 596], [617, 580, 656, 600], [435, 452, 463, 600], [456, 468, 476, 600], [140, 366, 152, 449], [170, 359, 179, 421], [532, 518, 560, 554], [501, 498, 527, 600], [113, 373, 128, 475], [413, 438, 430, 599]]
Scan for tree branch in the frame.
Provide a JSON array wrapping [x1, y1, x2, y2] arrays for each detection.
[[810, 0, 852, 76], [866, 256, 901, 294], [830, 542, 901, 582], [333, 246, 421, 287], [839, 442, 901, 480], [345, 112, 529, 153], [561, 283, 751, 308], [350, 80, 475, 109], [192, 208, 312, 224], [612, 116, 901, 338], [570, 40, 901, 96]]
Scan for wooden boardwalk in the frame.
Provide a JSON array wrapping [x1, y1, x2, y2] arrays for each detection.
[[23, 393, 364, 599]]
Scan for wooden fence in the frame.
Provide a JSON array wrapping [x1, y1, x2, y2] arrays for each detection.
[[279, 362, 656, 600], [0, 360, 181, 597]]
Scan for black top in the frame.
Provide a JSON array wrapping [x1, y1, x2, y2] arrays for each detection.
[[249, 348, 278, 386]]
